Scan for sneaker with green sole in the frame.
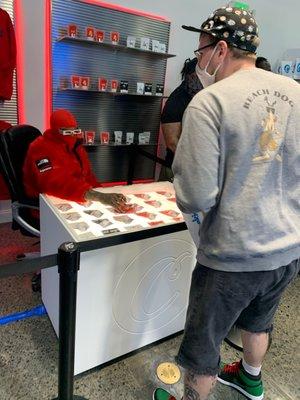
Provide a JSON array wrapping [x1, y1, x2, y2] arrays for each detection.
[[153, 388, 178, 400], [217, 360, 264, 400]]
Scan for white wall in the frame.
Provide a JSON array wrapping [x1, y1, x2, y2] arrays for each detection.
[[112, 0, 300, 93], [21, 0, 46, 130]]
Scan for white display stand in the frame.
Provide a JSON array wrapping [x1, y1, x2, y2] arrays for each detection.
[[41, 182, 196, 375]]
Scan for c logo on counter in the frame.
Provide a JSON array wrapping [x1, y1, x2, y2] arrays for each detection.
[[112, 239, 195, 334]]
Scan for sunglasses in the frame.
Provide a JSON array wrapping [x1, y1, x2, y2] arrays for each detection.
[[194, 42, 218, 57], [59, 128, 82, 136]]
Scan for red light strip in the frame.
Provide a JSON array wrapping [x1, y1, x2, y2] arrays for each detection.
[[45, 0, 52, 129], [14, 0, 25, 123], [78, 0, 170, 22]]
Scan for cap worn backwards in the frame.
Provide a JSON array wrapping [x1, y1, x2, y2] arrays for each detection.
[[182, 4, 260, 53]]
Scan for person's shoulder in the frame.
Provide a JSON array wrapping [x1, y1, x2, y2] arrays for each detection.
[[168, 81, 190, 99]]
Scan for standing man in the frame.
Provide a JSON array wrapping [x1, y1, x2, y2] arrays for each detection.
[[154, 4, 300, 400]]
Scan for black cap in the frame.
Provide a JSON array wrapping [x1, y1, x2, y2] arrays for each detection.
[[182, 5, 260, 53]]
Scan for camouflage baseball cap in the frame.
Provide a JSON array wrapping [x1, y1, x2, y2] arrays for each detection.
[[182, 4, 260, 53]]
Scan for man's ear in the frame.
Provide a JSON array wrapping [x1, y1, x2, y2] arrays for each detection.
[[217, 40, 229, 59]]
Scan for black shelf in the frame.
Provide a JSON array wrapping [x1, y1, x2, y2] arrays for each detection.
[[57, 87, 168, 98], [83, 143, 159, 147], [56, 36, 176, 58]]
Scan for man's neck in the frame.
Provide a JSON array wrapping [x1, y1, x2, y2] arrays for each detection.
[[217, 59, 256, 82]]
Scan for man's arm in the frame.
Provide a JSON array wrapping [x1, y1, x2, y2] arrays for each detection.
[[172, 101, 220, 214], [161, 122, 182, 153]]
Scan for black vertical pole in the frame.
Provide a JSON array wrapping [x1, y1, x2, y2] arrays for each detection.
[[127, 143, 137, 185], [52, 242, 88, 400]]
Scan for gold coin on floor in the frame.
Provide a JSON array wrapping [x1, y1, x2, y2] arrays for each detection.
[[156, 362, 181, 385]]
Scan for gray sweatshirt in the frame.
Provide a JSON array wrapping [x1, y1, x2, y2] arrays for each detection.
[[173, 68, 300, 272]]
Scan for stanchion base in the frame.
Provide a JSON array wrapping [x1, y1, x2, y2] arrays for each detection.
[[52, 396, 89, 400]]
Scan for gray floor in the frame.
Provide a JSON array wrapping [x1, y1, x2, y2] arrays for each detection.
[[0, 272, 299, 400]]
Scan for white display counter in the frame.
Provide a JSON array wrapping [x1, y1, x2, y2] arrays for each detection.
[[40, 182, 196, 375]]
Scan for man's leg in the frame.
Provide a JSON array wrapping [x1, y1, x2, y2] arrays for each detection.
[[182, 329, 269, 400], [183, 371, 217, 400], [241, 330, 269, 369]]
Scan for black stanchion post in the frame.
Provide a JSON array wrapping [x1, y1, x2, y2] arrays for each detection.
[[52, 242, 88, 400], [127, 143, 137, 185]]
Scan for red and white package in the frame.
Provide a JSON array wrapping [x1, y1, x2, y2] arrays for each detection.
[[98, 78, 108, 91], [160, 210, 180, 218], [148, 220, 164, 227], [134, 193, 151, 200], [100, 131, 110, 144], [96, 30, 105, 42], [128, 203, 143, 213], [136, 212, 156, 220], [71, 75, 80, 89], [111, 80, 118, 92], [110, 31, 120, 44], [85, 131, 95, 145], [68, 24, 78, 38], [80, 76, 90, 90], [85, 26, 95, 40], [157, 191, 173, 198], [145, 200, 162, 208]]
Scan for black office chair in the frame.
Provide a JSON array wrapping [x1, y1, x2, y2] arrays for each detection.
[[0, 124, 42, 241]]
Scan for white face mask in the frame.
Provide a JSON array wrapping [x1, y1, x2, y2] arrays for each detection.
[[195, 44, 222, 88]]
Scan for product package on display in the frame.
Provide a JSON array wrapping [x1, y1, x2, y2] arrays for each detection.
[[67, 24, 78, 37], [120, 80, 129, 93], [144, 83, 152, 95], [84, 131, 95, 145], [100, 131, 110, 144], [127, 36, 136, 48], [86, 26, 95, 40], [96, 30, 105, 42], [110, 31, 120, 44], [49, 182, 184, 241]]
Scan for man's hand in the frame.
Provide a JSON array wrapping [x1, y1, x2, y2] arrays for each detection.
[[85, 190, 127, 212]]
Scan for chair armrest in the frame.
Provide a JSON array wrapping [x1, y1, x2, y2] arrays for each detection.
[[11, 201, 40, 237]]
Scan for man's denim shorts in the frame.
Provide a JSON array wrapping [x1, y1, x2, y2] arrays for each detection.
[[176, 259, 299, 376]]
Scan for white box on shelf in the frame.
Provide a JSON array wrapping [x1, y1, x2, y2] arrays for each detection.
[[139, 131, 150, 144], [159, 43, 166, 53], [280, 60, 293, 76], [152, 39, 160, 52], [294, 58, 300, 79], [127, 36, 136, 48], [140, 37, 150, 51]]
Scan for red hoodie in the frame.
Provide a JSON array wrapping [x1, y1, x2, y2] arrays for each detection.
[[0, 8, 16, 101], [23, 110, 101, 202]]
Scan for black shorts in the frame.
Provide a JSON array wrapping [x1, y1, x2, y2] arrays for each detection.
[[176, 260, 299, 376]]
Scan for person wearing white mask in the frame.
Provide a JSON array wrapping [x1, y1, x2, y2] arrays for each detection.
[[153, 3, 300, 400]]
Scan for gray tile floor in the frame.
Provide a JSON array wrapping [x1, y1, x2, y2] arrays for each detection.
[[0, 273, 299, 400]]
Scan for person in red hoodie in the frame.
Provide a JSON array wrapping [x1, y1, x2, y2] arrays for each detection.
[[23, 109, 126, 211]]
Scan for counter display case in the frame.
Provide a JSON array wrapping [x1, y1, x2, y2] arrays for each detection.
[[41, 182, 196, 375]]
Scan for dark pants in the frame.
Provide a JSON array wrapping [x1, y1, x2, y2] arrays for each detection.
[[176, 260, 299, 376]]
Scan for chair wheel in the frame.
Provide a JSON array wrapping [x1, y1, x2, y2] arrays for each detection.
[[31, 273, 41, 292]]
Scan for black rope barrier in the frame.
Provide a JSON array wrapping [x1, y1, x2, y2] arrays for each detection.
[[0, 253, 57, 279]]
